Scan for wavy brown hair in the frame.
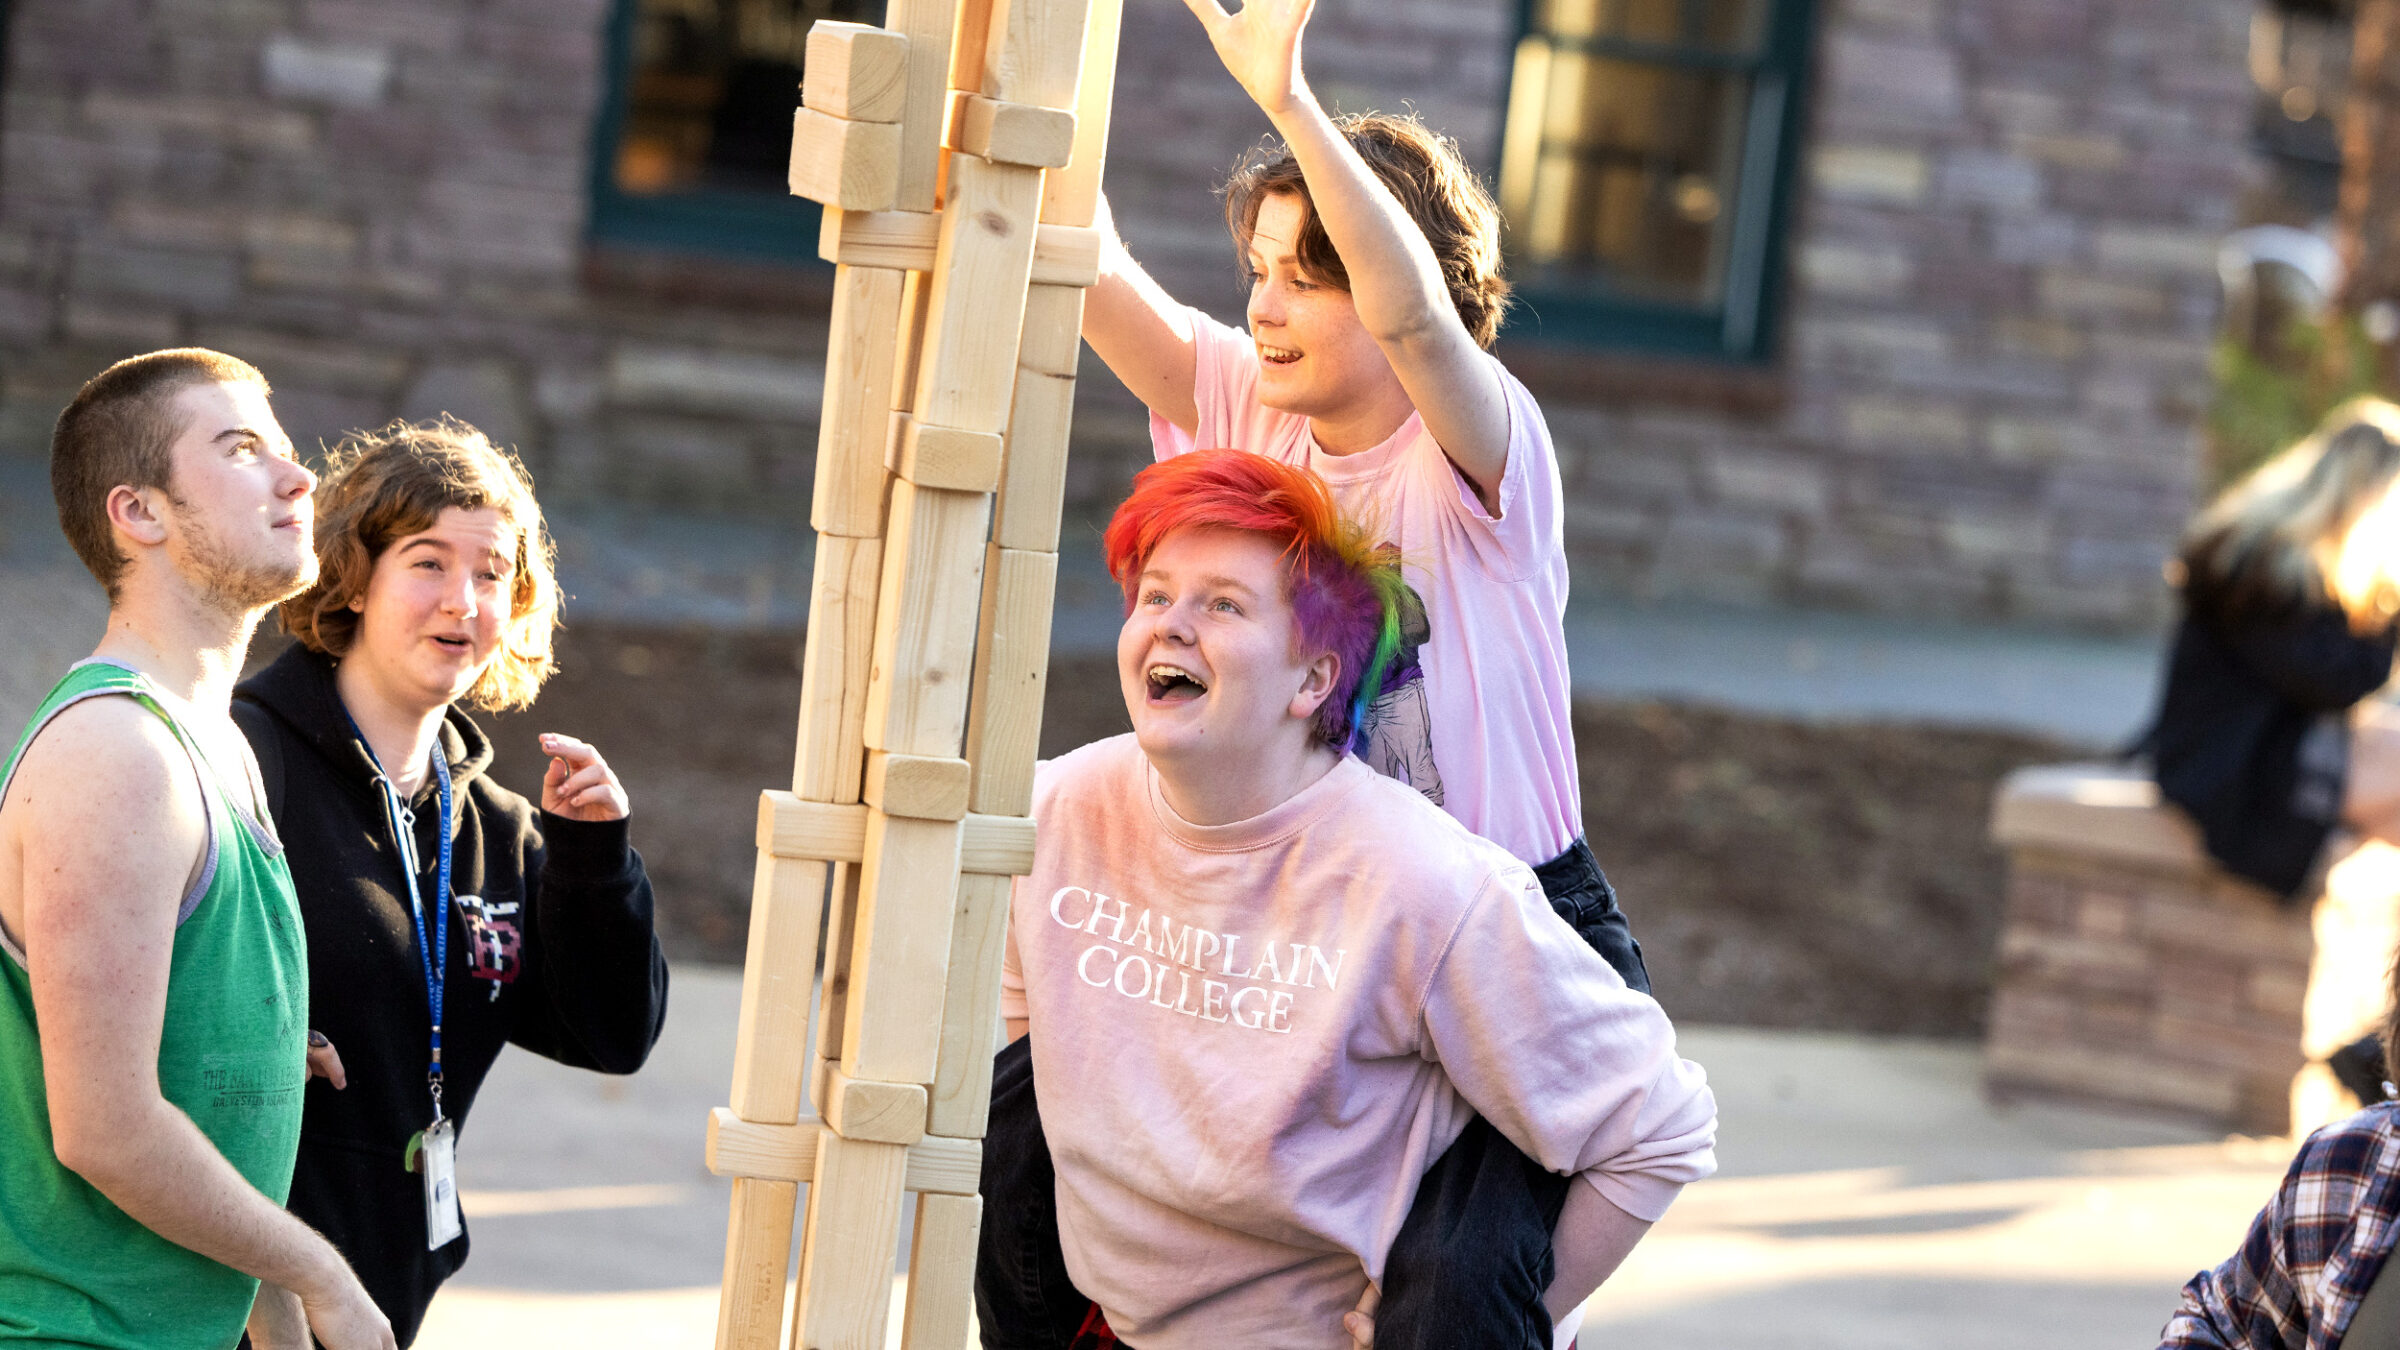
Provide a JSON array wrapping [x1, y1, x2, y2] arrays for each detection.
[[1223, 111, 1511, 349], [281, 418, 559, 712]]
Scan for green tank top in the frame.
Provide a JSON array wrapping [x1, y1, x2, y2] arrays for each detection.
[[0, 661, 307, 1348]]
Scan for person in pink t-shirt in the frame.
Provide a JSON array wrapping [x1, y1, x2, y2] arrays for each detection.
[[981, 2, 1655, 1345], [979, 451, 1713, 1350]]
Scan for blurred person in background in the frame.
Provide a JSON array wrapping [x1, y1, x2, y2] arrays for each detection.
[[2157, 946, 2400, 1346], [231, 419, 668, 1348], [2143, 398, 2400, 1108], [2146, 397, 2400, 893]]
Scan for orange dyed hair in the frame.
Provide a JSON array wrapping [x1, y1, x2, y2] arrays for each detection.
[[1103, 449, 1409, 750]]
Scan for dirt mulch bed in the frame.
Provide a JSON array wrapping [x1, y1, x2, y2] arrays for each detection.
[[480, 622, 2077, 1039]]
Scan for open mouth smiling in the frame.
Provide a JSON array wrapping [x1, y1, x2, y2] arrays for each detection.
[[1145, 664, 1209, 703], [1259, 344, 1301, 365]]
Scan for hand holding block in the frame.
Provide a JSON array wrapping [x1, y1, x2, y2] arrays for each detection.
[[823, 1066, 929, 1144], [805, 21, 909, 123], [788, 106, 901, 211], [890, 415, 1004, 494], [960, 95, 1077, 169], [865, 750, 974, 821]]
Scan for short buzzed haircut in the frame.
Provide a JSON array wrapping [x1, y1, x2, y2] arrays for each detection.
[[51, 348, 269, 599]]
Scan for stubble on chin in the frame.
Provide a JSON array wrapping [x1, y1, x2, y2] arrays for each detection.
[[174, 506, 320, 614]]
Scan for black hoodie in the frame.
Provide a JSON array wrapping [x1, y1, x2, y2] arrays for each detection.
[[233, 642, 669, 1346]]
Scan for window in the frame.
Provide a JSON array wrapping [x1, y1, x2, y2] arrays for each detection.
[[1496, 0, 1815, 360], [588, 0, 880, 261]]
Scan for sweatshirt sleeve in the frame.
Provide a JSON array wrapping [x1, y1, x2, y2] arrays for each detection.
[[1416, 871, 1717, 1223], [2218, 608, 2397, 712], [506, 808, 671, 1074]]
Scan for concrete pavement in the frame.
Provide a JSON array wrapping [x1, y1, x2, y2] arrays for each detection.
[[413, 965, 2290, 1349]]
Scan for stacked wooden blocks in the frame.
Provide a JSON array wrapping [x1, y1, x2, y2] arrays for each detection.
[[709, 0, 1124, 1345]]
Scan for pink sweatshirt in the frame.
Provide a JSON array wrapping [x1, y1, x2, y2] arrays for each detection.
[[1153, 309, 1582, 866], [1001, 737, 1718, 1349]]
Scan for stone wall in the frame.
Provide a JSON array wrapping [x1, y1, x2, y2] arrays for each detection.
[[0, 0, 835, 518], [0, 0, 2257, 629]]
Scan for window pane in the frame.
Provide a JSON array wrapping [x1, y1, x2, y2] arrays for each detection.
[[615, 0, 881, 198], [1528, 0, 1767, 54], [1502, 45, 1752, 306]]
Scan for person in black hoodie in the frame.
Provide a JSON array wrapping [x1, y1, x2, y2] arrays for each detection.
[[230, 417, 668, 1348], [2148, 397, 2400, 900]]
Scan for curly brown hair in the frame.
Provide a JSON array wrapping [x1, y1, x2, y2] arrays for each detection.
[[280, 418, 559, 712], [1222, 112, 1511, 349]]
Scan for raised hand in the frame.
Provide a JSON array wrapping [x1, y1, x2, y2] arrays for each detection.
[[1179, 0, 1316, 118], [538, 732, 630, 822]]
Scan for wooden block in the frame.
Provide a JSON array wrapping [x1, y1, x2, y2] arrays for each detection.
[[1039, 0, 1123, 228], [910, 154, 1044, 434], [959, 94, 1076, 169], [865, 750, 973, 822], [883, 0, 958, 213], [890, 416, 1004, 494], [928, 872, 1013, 1137], [841, 812, 963, 1083], [862, 480, 991, 757], [961, 813, 1035, 877], [792, 1132, 908, 1350], [890, 265, 934, 417], [793, 533, 882, 803], [760, 790, 869, 863], [804, 21, 910, 123], [728, 854, 831, 1125], [823, 1065, 929, 1144], [992, 284, 1083, 553], [899, 1194, 982, 1350], [819, 209, 1101, 288], [810, 267, 904, 539], [965, 545, 1056, 817], [979, 0, 1089, 109], [759, 791, 1037, 876], [787, 106, 902, 211], [706, 1108, 983, 1195], [811, 860, 862, 1114], [713, 1177, 798, 1350]]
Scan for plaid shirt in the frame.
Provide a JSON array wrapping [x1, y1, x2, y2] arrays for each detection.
[[2160, 1104, 2400, 1350]]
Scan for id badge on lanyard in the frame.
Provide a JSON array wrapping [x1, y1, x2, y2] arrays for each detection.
[[363, 721, 464, 1251]]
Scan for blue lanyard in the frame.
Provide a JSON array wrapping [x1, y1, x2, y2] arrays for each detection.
[[348, 713, 454, 1118]]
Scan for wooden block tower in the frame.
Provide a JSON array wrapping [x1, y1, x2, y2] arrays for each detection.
[[706, 0, 1121, 1344]]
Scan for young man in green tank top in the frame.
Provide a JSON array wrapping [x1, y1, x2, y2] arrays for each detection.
[[0, 350, 393, 1350]]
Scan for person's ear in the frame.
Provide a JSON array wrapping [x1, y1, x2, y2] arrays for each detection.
[[1289, 650, 1341, 723], [105, 484, 170, 549]]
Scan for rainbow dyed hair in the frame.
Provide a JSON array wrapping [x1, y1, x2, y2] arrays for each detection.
[[1104, 449, 1412, 752]]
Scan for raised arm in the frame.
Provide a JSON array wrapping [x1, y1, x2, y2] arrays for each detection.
[[1183, 0, 1512, 505], [18, 701, 392, 1350], [1082, 194, 1202, 434]]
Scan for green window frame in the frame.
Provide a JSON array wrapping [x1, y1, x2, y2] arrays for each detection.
[[1495, 0, 1815, 361], [585, 0, 873, 263]]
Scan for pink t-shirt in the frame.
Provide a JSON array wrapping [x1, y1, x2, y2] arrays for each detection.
[[1152, 310, 1582, 865], [1000, 736, 1717, 1349]]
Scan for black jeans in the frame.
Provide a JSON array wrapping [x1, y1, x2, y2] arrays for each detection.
[[977, 837, 1648, 1349]]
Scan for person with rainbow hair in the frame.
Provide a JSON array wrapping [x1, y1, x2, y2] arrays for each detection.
[[982, 451, 1716, 1349]]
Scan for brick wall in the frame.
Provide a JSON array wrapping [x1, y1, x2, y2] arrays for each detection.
[[0, 0, 2256, 629]]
